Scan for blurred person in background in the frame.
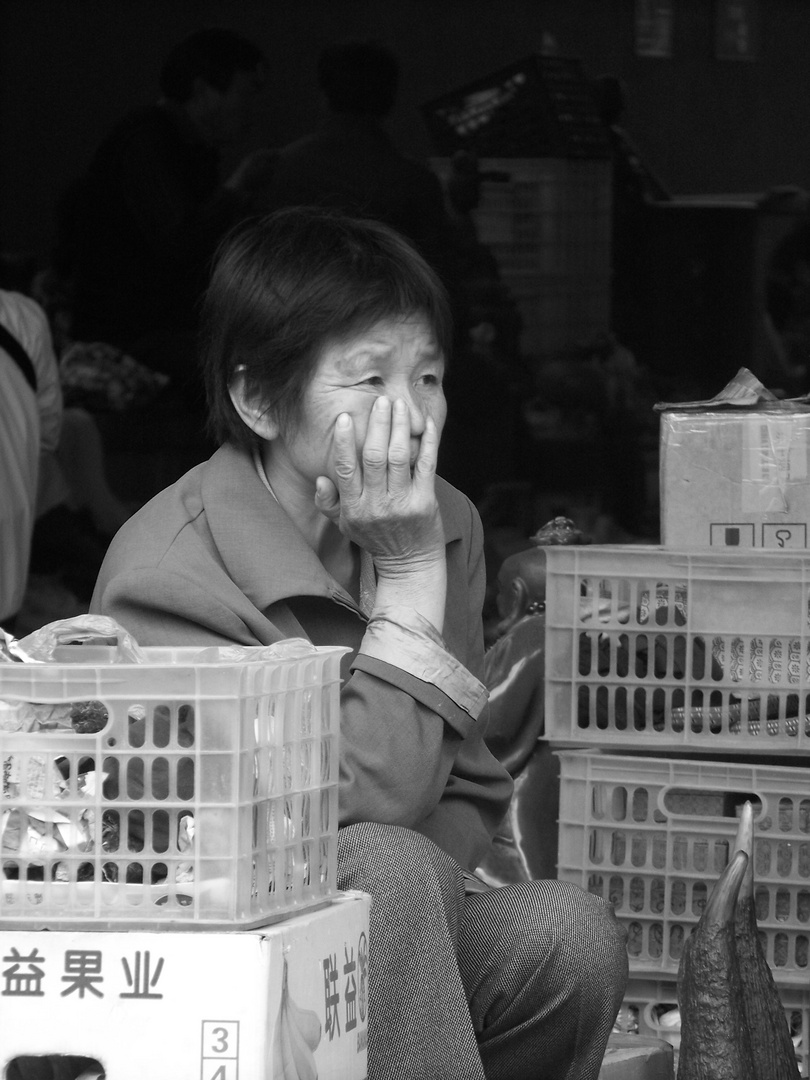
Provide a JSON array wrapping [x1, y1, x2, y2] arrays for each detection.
[[0, 290, 62, 631], [50, 27, 277, 402], [0, 285, 136, 633], [259, 38, 454, 284]]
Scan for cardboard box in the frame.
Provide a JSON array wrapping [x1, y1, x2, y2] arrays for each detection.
[[658, 369, 810, 550], [0, 891, 370, 1079]]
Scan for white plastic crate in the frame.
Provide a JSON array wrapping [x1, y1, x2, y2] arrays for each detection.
[[557, 750, 810, 980], [620, 976, 809, 1078], [0, 645, 347, 929], [431, 157, 612, 356], [545, 544, 810, 753]]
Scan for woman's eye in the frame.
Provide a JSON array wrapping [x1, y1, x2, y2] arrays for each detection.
[[419, 373, 442, 388], [362, 376, 385, 387]]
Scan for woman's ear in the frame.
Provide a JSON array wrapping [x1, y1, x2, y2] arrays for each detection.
[[229, 369, 279, 441]]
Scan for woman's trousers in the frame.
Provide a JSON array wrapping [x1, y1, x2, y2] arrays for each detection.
[[338, 821, 629, 1080]]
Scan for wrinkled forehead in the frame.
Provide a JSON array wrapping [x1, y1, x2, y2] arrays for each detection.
[[321, 315, 443, 369], [328, 312, 441, 354]]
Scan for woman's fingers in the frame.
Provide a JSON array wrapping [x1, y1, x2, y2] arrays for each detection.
[[384, 397, 414, 493], [326, 396, 438, 526], [331, 412, 361, 498], [411, 416, 439, 489], [361, 396, 425, 495], [360, 396, 392, 491], [314, 476, 341, 522]]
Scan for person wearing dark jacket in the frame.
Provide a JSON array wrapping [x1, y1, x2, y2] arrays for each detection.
[[259, 39, 454, 286], [53, 27, 276, 389]]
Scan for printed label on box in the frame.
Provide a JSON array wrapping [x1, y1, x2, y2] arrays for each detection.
[[0, 892, 370, 1080], [761, 522, 808, 550], [709, 523, 756, 548], [201, 1020, 238, 1079]]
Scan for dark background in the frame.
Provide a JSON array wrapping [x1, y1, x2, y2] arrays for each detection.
[[1, 0, 808, 263]]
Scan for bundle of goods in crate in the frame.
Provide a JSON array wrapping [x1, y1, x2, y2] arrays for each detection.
[[658, 367, 810, 552], [543, 543, 810, 751], [0, 617, 347, 929], [422, 54, 610, 160]]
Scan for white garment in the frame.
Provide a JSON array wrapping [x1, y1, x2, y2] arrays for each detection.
[[0, 291, 63, 620]]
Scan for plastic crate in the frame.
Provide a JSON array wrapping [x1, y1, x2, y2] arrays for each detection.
[[619, 976, 809, 1078], [0, 645, 347, 929], [556, 750, 810, 980], [544, 544, 810, 753], [431, 156, 612, 356]]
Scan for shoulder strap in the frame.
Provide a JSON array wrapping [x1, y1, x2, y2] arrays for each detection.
[[0, 321, 37, 392]]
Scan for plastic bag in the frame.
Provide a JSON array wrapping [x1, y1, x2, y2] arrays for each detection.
[[191, 639, 317, 663], [14, 615, 148, 663]]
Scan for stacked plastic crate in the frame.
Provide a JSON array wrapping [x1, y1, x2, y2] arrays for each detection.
[[423, 54, 613, 360], [431, 154, 612, 359], [544, 383, 810, 1076], [0, 644, 369, 1078]]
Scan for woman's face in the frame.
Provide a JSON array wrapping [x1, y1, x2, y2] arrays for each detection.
[[267, 315, 447, 492]]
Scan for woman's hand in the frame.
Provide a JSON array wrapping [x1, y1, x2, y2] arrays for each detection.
[[314, 396, 447, 625], [315, 395, 445, 565]]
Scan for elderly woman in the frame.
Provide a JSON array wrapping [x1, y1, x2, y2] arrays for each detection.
[[91, 207, 627, 1080]]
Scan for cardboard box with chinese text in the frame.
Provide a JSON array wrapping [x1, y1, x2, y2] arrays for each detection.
[[658, 368, 810, 550], [0, 890, 370, 1080]]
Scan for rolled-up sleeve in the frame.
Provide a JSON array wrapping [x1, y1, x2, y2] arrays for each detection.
[[354, 606, 488, 733]]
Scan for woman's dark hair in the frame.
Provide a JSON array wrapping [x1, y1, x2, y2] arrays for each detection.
[[200, 207, 453, 449], [159, 28, 265, 103]]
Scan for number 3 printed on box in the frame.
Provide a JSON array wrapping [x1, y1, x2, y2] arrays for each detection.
[[202, 1019, 239, 1079]]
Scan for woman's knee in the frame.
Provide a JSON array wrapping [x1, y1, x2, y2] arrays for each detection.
[[337, 822, 463, 912], [551, 880, 628, 961], [526, 880, 628, 1012], [547, 881, 629, 1010], [472, 879, 628, 986]]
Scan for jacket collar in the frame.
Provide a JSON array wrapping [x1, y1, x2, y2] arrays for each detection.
[[201, 443, 465, 614]]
